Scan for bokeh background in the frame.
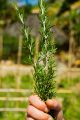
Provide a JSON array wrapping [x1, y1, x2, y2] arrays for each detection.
[[0, 0, 80, 120]]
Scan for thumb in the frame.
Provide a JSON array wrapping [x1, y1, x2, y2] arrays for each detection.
[[46, 99, 62, 111], [46, 99, 64, 120]]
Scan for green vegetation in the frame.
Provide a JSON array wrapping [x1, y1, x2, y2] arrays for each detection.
[[0, 75, 34, 90], [0, 75, 80, 120], [15, 0, 56, 101], [58, 77, 80, 89], [2, 33, 33, 64], [0, 0, 80, 120], [63, 94, 80, 120], [34, 0, 56, 101], [3, 34, 18, 62]]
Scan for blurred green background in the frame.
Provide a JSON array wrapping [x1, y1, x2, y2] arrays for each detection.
[[0, 0, 80, 120]]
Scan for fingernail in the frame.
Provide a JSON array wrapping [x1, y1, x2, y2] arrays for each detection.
[[45, 107, 49, 112], [48, 116, 53, 120]]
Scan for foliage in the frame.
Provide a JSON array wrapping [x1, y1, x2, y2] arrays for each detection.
[[0, 0, 8, 11], [15, 4, 35, 64], [58, 77, 80, 89], [3, 34, 18, 62], [0, 75, 80, 120], [2, 33, 32, 64], [15, 0, 56, 101], [63, 94, 80, 120], [0, 0, 8, 20], [34, 0, 56, 101], [56, 4, 80, 46]]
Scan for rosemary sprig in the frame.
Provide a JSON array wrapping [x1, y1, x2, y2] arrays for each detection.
[[34, 0, 56, 101], [15, 5, 35, 64], [15, 0, 56, 101]]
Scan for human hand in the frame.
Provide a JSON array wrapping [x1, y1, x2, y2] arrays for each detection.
[[26, 95, 64, 120]]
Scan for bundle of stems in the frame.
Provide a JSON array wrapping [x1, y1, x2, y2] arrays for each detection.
[[15, 0, 56, 101]]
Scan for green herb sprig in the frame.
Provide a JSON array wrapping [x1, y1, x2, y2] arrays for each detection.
[[34, 0, 56, 101], [15, 5, 35, 64], [15, 0, 56, 101]]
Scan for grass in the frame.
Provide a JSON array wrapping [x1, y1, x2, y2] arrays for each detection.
[[0, 75, 80, 120], [0, 75, 33, 120], [58, 77, 80, 89]]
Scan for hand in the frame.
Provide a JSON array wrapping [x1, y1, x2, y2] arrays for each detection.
[[26, 95, 64, 120]]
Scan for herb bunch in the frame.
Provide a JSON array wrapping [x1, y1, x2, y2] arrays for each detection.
[[34, 0, 56, 101], [15, 6, 35, 64], [15, 0, 56, 101]]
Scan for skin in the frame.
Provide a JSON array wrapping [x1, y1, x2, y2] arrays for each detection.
[[26, 95, 64, 120]]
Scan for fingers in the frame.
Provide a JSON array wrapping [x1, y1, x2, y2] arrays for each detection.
[[46, 99, 64, 120], [28, 95, 64, 120], [26, 114, 35, 120], [56, 110, 64, 120], [27, 105, 50, 120], [29, 95, 48, 112], [46, 99, 62, 111], [27, 117, 34, 120]]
